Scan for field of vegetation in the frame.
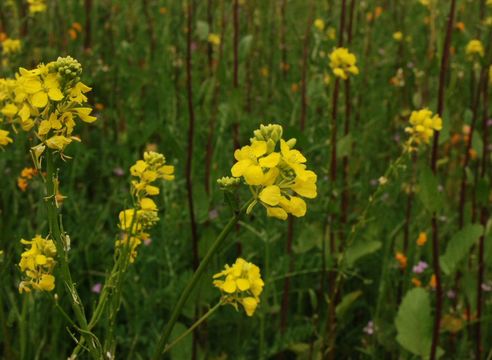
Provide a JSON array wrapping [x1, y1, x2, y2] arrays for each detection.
[[0, 0, 491, 359]]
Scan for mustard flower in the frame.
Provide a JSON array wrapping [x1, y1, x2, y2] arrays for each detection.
[[0, 56, 96, 156], [116, 151, 174, 262], [393, 31, 403, 42], [314, 19, 325, 32], [2, 39, 21, 55], [18, 235, 57, 293], [207, 33, 221, 47], [213, 258, 264, 316], [27, 0, 47, 14], [465, 39, 484, 59], [0, 129, 13, 146], [329, 47, 359, 80], [230, 124, 317, 220], [404, 108, 442, 149]]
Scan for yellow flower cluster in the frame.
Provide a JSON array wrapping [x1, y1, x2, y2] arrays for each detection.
[[404, 108, 442, 149], [2, 38, 22, 55], [0, 129, 13, 146], [329, 47, 359, 80], [230, 124, 317, 220], [213, 258, 264, 316], [28, 0, 47, 14], [0, 56, 96, 155], [18, 235, 57, 293], [207, 33, 221, 47], [116, 151, 174, 262], [465, 39, 484, 59]]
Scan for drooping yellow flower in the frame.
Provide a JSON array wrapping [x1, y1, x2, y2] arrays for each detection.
[[229, 124, 317, 220], [213, 258, 264, 316], [0, 129, 13, 146], [404, 108, 442, 149], [18, 235, 57, 293], [465, 39, 485, 59], [417, 232, 427, 246], [329, 47, 359, 80], [2, 39, 21, 55]]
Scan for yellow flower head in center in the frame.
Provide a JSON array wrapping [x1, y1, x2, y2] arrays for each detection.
[[229, 124, 317, 220], [404, 108, 442, 149], [465, 39, 485, 59], [213, 258, 264, 316], [329, 47, 359, 80]]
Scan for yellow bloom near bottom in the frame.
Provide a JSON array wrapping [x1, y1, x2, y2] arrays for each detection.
[[213, 258, 264, 316]]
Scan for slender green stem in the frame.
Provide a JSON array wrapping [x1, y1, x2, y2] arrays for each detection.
[[164, 302, 222, 353], [45, 150, 100, 359], [152, 200, 251, 359], [20, 295, 28, 360]]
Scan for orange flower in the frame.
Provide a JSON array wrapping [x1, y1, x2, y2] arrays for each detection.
[[95, 103, 105, 111], [374, 6, 383, 18], [469, 149, 478, 160], [395, 252, 407, 269], [0, 32, 7, 42], [291, 83, 299, 93], [72, 22, 83, 32], [21, 167, 38, 179], [68, 28, 78, 40], [411, 277, 422, 287], [17, 178, 28, 192], [455, 22, 465, 31], [429, 274, 437, 288], [417, 232, 427, 246], [450, 133, 461, 145]]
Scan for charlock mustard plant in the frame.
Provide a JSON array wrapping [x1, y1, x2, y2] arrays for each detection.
[[404, 108, 442, 151], [465, 39, 485, 59], [230, 124, 317, 220], [213, 257, 264, 316], [18, 235, 57, 293], [329, 47, 359, 80]]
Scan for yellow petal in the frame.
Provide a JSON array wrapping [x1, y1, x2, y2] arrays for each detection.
[[241, 297, 258, 316], [250, 140, 267, 157], [236, 278, 251, 291], [31, 91, 48, 108], [289, 196, 307, 217], [223, 279, 237, 293], [258, 152, 280, 168], [259, 185, 281, 206], [231, 159, 252, 177], [266, 207, 288, 220], [48, 87, 64, 101], [243, 165, 264, 185]]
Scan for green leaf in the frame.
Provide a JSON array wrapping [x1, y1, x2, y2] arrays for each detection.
[[345, 240, 381, 267], [440, 224, 483, 275], [293, 222, 322, 254], [170, 322, 192, 360], [336, 134, 353, 158], [239, 34, 253, 60], [395, 288, 443, 358], [418, 167, 444, 213], [195, 20, 209, 40], [336, 290, 362, 319]]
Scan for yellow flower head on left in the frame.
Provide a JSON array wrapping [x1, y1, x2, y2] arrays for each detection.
[[465, 39, 484, 59], [213, 258, 264, 316], [329, 47, 359, 80]]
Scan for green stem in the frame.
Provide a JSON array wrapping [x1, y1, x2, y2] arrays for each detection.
[[20, 295, 28, 360], [152, 200, 251, 359], [45, 150, 100, 359], [164, 302, 222, 353]]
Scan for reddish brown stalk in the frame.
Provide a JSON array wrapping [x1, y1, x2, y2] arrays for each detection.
[[84, 0, 92, 51], [429, 0, 456, 359], [476, 60, 490, 360], [142, 0, 156, 59], [207, 0, 214, 73], [279, 0, 288, 78], [299, 5, 314, 131], [204, 0, 227, 195]]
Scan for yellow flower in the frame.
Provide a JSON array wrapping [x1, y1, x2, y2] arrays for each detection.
[[207, 33, 221, 47], [465, 39, 484, 59], [329, 47, 359, 80], [326, 27, 336, 40], [27, 0, 47, 14], [213, 258, 264, 317], [404, 108, 442, 148], [488, 0, 492, 6], [314, 18, 325, 31], [230, 124, 317, 220], [2, 39, 21, 55], [417, 232, 427, 246], [393, 31, 403, 42], [18, 235, 57, 293], [0, 129, 13, 146]]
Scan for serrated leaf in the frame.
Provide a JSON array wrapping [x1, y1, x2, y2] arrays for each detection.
[[336, 290, 362, 319], [395, 288, 443, 358], [440, 224, 483, 275], [418, 167, 444, 213], [345, 240, 381, 267]]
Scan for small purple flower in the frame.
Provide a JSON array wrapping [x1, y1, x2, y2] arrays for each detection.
[[487, 119, 492, 127], [412, 261, 428, 274], [363, 321, 375, 335], [370, 179, 378, 187], [113, 167, 125, 177], [191, 42, 198, 52], [481, 283, 492, 292], [91, 283, 102, 294], [393, 134, 401, 143], [144, 237, 152, 246]]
